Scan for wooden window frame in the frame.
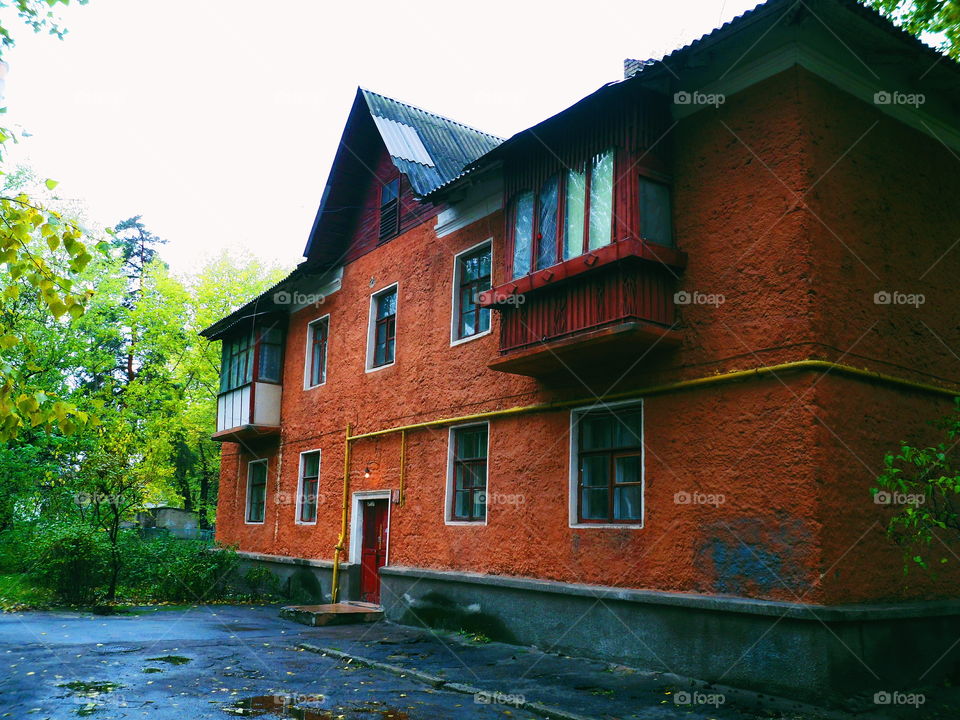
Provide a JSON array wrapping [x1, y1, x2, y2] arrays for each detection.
[[451, 240, 493, 345], [296, 450, 320, 525], [366, 283, 398, 372], [508, 148, 617, 280], [447, 423, 489, 524], [220, 324, 285, 395], [304, 315, 329, 389], [245, 459, 268, 524], [378, 177, 401, 243], [569, 401, 644, 528]]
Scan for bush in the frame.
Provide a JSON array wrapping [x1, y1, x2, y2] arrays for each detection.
[[119, 535, 239, 603], [26, 522, 111, 605], [242, 564, 282, 601]]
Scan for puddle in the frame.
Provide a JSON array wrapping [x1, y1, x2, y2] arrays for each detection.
[[59, 681, 123, 696], [58, 681, 123, 716], [147, 654, 191, 665], [224, 696, 410, 719]]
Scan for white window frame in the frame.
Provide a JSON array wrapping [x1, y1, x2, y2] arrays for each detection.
[[445, 421, 490, 526], [245, 458, 268, 525], [365, 282, 399, 373], [303, 314, 330, 389], [568, 399, 645, 529], [450, 238, 493, 347], [295, 449, 321, 525]]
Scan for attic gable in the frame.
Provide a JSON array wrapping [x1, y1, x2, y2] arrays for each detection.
[[303, 88, 503, 261]]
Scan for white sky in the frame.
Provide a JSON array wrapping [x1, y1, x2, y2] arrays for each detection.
[[4, 0, 764, 272]]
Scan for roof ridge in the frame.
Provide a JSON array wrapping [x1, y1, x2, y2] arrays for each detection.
[[360, 86, 505, 142]]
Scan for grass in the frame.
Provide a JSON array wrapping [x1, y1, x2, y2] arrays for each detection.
[[0, 573, 51, 611]]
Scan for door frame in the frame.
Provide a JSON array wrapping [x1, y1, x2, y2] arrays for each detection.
[[349, 490, 392, 566]]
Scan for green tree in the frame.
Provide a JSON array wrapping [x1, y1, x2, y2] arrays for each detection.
[[873, 398, 960, 571], [871, 0, 960, 59], [0, 0, 99, 442]]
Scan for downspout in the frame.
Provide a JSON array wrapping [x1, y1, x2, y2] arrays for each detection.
[[330, 423, 351, 603]]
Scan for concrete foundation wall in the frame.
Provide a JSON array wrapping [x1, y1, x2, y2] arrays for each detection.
[[235, 551, 359, 604], [381, 565, 960, 703]]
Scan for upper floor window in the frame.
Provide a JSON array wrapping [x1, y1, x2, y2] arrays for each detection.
[[298, 451, 320, 524], [448, 424, 488, 523], [510, 148, 615, 279], [639, 177, 673, 247], [258, 327, 283, 383], [453, 242, 492, 343], [379, 178, 400, 242], [573, 403, 643, 526], [220, 325, 284, 393], [305, 316, 329, 388], [246, 459, 268, 523], [368, 285, 397, 370]]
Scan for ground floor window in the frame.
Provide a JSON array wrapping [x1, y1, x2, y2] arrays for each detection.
[[449, 424, 488, 522], [246, 459, 268, 523], [298, 451, 320, 523], [573, 403, 643, 525]]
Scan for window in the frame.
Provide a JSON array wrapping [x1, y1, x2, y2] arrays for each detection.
[[639, 177, 673, 247], [510, 148, 615, 279], [574, 403, 643, 525], [368, 285, 397, 369], [379, 178, 400, 242], [246, 460, 268, 523], [298, 451, 320, 523], [257, 326, 283, 383], [453, 242, 492, 342], [220, 334, 253, 393], [449, 424, 488, 522], [306, 316, 329, 387]]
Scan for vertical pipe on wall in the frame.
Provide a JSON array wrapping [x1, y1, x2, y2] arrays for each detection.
[[399, 429, 407, 506], [331, 423, 352, 603]]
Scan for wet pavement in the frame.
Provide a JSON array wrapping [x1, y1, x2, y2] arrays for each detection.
[[0, 604, 950, 719]]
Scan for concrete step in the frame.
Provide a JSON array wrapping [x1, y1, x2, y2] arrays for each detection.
[[279, 601, 384, 627]]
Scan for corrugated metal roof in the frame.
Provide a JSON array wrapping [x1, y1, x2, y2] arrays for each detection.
[[361, 88, 504, 197]]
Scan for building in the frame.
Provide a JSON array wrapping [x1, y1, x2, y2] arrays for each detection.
[[201, 0, 960, 702]]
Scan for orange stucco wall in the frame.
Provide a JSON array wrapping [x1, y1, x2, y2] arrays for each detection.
[[216, 67, 960, 605]]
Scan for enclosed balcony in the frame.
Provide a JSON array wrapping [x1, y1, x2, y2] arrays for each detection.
[[212, 325, 284, 443], [479, 238, 685, 377]]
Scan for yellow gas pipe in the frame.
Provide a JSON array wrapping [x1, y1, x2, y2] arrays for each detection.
[[328, 359, 960, 602], [330, 423, 351, 604]]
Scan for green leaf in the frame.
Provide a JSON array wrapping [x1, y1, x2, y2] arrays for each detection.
[[44, 178, 58, 191]]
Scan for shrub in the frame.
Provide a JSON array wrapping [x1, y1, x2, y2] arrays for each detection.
[[242, 564, 282, 601], [119, 536, 239, 603], [26, 522, 111, 605]]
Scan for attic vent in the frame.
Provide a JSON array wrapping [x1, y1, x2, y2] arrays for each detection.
[[379, 178, 400, 242], [372, 115, 435, 166]]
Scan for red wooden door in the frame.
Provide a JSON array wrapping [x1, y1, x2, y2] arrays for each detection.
[[359, 499, 389, 604]]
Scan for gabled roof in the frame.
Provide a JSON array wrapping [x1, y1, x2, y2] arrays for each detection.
[[426, 0, 960, 199], [303, 88, 503, 259], [362, 88, 503, 197]]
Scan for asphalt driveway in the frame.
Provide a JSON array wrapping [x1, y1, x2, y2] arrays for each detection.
[[0, 604, 943, 720]]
